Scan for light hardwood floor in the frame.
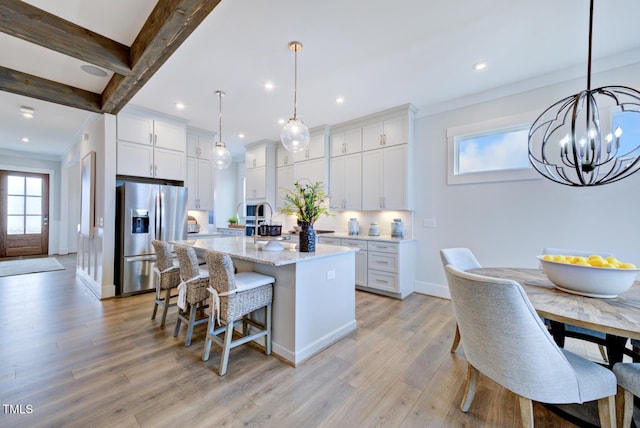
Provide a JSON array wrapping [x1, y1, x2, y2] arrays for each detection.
[[0, 254, 598, 427]]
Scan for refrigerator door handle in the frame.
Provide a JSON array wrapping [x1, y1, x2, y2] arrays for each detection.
[[124, 255, 157, 263], [156, 191, 162, 241]]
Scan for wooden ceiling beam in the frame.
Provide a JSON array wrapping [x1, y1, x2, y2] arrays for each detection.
[[101, 0, 221, 114], [0, 65, 102, 113], [0, 0, 130, 76]]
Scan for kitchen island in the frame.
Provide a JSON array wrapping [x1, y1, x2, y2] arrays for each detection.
[[171, 236, 358, 366]]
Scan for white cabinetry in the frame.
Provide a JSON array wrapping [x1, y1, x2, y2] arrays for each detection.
[[319, 236, 414, 299], [276, 127, 329, 210], [361, 115, 407, 151], [362, 144, 409, 210], [366, 240, 414, 298], [275, 163, 294, 210], [186, 130, 214, 160], [116, 107, 186, 181], [329, 152, 361, 210], [245, 140, 276, 206], [330, 127, 361, 156], [329, 104, 414, 211], [186, 128, 215, 210]]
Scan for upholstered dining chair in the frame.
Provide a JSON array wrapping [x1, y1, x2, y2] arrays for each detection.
[[174, 244, 210, 347], [439, 248, 481, 353], [202, 250, 274, 376], [612, 362, 640, 428], [541, 247, 614, 362], [151, 240, 181, 327], [444, 265, 617, 427]]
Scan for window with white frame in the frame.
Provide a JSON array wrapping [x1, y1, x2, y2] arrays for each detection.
[[447, 112, 541, 185]]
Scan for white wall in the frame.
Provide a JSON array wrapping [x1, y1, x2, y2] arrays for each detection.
[[414, 62, 640, 298]]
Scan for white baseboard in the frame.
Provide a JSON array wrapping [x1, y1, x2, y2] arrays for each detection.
[[414, 280, 450, 299], [272, 320, 357, 366]]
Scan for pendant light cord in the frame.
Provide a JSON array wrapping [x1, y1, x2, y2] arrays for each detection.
[[587, 0, 593, 91], [218, 91, 223, 146], [293, 46, 298, 120]]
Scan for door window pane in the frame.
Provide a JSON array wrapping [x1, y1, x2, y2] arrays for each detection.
[[7, 196, 25, 215], [26, 196, 42, 215], [7, 216, 24, 234], [7, 176, 24, 194], [26, 216, 41, 234], [26, 177, 42, 196]]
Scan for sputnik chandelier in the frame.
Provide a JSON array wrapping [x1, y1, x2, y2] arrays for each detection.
[[528, 0, 640, 186]]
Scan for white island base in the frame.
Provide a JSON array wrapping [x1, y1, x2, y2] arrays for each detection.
[[234, 251, 356, 366]]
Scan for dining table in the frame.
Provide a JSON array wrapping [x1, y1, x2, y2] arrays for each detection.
[[468, 267, 640, 366]]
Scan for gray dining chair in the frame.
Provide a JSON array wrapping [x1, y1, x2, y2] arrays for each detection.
[[541, 247, 614, 362], [174, 245, 210, 347], [444, 265, 616, 427], [202, 250, 274, 376], [151, 240, 181, 327], [612, 362, 640, 428], [439, 248, 481, 353]]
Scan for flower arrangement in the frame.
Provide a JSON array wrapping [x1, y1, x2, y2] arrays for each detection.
[[280, 180, 331, 226]]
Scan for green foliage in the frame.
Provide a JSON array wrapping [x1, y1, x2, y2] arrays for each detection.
[[227, 214, 238, 224], [280, 179, 332, 225]]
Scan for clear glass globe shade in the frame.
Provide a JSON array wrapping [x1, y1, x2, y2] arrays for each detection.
[[280, 118, 310, 153], [212, 143, 232, 170]]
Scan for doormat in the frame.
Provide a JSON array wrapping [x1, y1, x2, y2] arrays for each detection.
[[0, 257, 65, 277]]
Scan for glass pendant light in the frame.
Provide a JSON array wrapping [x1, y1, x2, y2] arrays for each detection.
[[528, 0, 640, 186], [213, 90, 232, 170], [281, 41, 310, 153]]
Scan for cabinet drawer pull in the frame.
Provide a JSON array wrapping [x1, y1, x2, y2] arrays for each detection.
[[376, 260, 389, 265], [375, 278, 389, 284]]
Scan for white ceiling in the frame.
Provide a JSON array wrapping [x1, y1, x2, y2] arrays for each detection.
[[2, 0, 640, 160]]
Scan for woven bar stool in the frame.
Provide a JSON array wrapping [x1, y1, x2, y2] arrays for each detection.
[[202, 250, 274, 376], [151, 240, 181, 327], [174, 245, 210, 347]]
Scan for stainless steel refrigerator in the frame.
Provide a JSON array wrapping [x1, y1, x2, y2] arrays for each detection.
[[115, 181, 188, 296]]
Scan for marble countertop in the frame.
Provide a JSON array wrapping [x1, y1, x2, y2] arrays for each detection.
[[171, 236, 357, 267]]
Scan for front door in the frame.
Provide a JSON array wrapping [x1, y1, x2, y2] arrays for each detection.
[[0, 170, 50, 257]]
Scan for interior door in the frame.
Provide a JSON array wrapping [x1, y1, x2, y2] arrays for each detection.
[[0, 170, 50, 257]]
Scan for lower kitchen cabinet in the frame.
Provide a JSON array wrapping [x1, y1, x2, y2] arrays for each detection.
[[319, 236, 414, 299]]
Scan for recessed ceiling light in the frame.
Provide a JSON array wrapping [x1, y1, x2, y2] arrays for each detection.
[[80, 64, 108, 77], [20, 106, 34, 118], [238, 133, 245, 139], [21, 137, 29, 143], [336, 96, 345, 104], [278, 119, 285, 125], [472, 61, 488, 71], [175, 102, 185, 110], [264, 81, 274, 91]]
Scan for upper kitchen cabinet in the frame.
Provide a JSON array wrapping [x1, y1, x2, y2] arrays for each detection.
[[116, 106, 187, 181], [293, 126, 328, 163], [330, 127, 362, 157], [186, 128, 216, 210], [361, 115, 408, 151], [362, 144, 409, 210], [245, 140, 276, 205], [186, 127, 216, 160]]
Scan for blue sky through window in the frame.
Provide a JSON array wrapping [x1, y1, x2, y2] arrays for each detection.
[[457, 128, 530, 174]]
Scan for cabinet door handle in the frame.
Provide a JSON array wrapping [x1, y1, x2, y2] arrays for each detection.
[[381, 133, 386, 146], [149, 133, 153, 144], [342, 142, 346, 154], [154, 164, 158, 176], [154, 134, 158, 145], [150, 165, 153, 176]]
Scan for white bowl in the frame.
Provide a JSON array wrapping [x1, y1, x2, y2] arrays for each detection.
[[537, 255, 640, 298]]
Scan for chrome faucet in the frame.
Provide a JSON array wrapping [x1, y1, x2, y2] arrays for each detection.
[[253, 202, 273, 244]]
